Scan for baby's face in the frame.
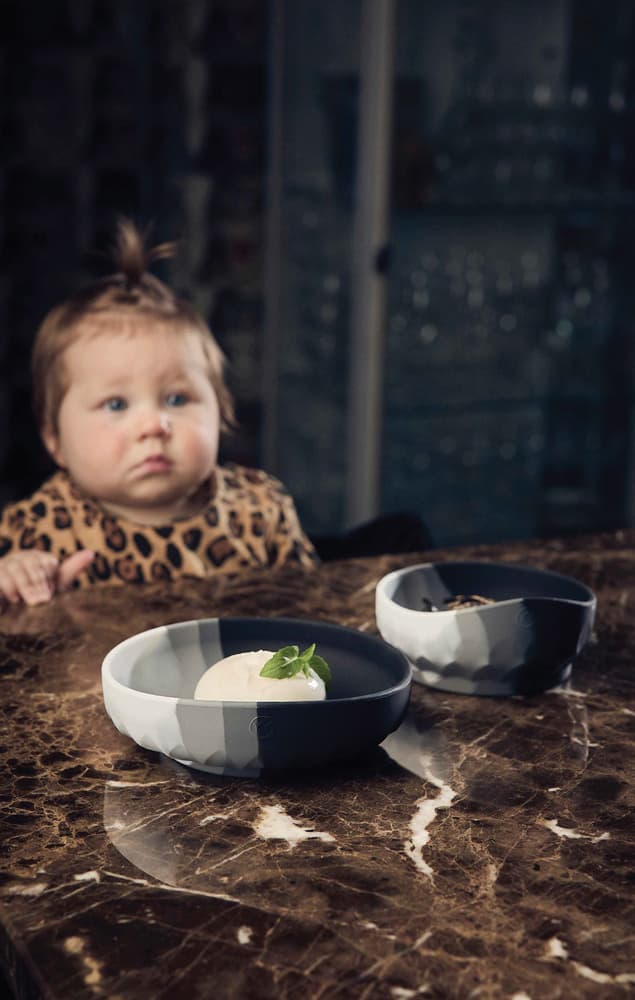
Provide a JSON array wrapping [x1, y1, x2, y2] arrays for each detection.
[[44, 326, 221, 524]]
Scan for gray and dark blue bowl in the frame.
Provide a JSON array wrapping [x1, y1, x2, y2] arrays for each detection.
[[102, 617, 411, 777], [376, 561, 596, 696]]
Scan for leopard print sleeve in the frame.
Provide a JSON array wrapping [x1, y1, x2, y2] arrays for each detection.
[[0, 494, 52, 557], [0, 475, 81, 611], [0, 501, 19, 559], [0, 473, 88, 565]]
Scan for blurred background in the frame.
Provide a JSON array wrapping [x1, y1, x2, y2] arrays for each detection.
[[1, 0, 634, 549]]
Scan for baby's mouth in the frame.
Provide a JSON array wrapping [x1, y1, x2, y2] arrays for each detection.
[[137, 454, 172, 473]]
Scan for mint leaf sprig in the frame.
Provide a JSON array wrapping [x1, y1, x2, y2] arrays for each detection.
[[259, 644, 331, 688]]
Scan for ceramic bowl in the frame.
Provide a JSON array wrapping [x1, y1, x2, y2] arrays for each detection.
[[102, 616, 411, 777], [375, 560, 596, 696]]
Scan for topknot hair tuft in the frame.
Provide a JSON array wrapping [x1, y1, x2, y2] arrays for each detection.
[[112, 219, 178, 290]]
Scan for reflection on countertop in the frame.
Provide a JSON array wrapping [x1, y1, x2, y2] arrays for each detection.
[[102, 714, 451, 889]]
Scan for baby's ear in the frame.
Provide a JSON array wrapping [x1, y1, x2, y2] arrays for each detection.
[[41, 426, 65, 468]]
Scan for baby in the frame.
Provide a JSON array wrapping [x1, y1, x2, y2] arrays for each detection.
[[0, 220, 316, 606]]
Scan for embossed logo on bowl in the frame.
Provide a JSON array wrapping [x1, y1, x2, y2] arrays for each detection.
[[249, 715, 274, 740], [515, 602, 535, 632]]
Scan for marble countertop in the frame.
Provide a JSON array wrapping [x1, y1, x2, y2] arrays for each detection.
[[1, 533, 634, 999]]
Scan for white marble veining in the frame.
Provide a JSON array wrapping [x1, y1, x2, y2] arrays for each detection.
[[544, 936, 635, 987], [386, 718, 458, 878], [237, 925, 253, 945], [405, 780, 456, 879], [254, 804, 335, 847], [539, 818, 609, 843]]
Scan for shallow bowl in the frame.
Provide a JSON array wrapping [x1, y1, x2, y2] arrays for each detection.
[[375, 560, 596, 696], [102, 616, 411, 776]]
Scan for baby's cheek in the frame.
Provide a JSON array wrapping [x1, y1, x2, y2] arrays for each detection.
[[85, 425, 121, 457], [193, 426, 219, 462], [100, 431, 130, 464]]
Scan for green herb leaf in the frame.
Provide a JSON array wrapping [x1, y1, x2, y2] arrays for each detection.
[[260, 644, 331, 688], [306, 653, 331, 687], [259, 645, 300, 679]]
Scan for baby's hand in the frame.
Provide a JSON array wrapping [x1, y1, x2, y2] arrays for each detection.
[[0, 549, 95, 606]]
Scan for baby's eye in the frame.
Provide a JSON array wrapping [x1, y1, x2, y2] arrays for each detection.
[[166, 392, 188, 407], [103, 397, 127, 412]]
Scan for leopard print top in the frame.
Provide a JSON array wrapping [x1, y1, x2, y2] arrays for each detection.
[[0, 465, 317, 588]]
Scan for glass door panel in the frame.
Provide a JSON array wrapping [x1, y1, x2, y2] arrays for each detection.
[[268, 0, 361, 535], [381, 0, 635, 545]]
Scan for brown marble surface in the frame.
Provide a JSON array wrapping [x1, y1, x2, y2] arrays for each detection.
[[1, 533, 634, 999]]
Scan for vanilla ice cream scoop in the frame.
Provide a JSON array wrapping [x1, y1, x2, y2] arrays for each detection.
[[193, 649, 327, 702]]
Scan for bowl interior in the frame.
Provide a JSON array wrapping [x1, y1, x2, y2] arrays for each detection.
[[105, 616, 410, 703], [388, 561, 594, 612]]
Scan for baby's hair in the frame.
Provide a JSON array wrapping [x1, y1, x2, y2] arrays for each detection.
[[109, 219, 176, 296], [32, 218, 235, 436]]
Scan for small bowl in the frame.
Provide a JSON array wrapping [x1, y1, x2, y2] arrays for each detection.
[[102, 616, 411, 777], [375, 560, 596, 696]]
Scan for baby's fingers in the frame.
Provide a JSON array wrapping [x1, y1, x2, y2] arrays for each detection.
[[58, 550, 95, 592], [5, 554, 59, 606], [0, 566, 21, 604]]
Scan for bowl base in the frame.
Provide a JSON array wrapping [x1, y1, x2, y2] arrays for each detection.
[[172, 755, 262, 778], [410, 659, 573, 697]]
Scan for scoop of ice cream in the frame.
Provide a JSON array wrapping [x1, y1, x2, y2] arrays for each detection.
[[193, 649, 327, 702]]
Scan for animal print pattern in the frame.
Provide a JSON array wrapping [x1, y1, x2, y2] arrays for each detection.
[[0, 465, 317, 589]]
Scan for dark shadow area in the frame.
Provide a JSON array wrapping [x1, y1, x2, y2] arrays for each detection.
[[311, 511, 433, 562]]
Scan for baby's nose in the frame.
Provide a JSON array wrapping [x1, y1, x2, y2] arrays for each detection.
[[139, 410, 171, 438]]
